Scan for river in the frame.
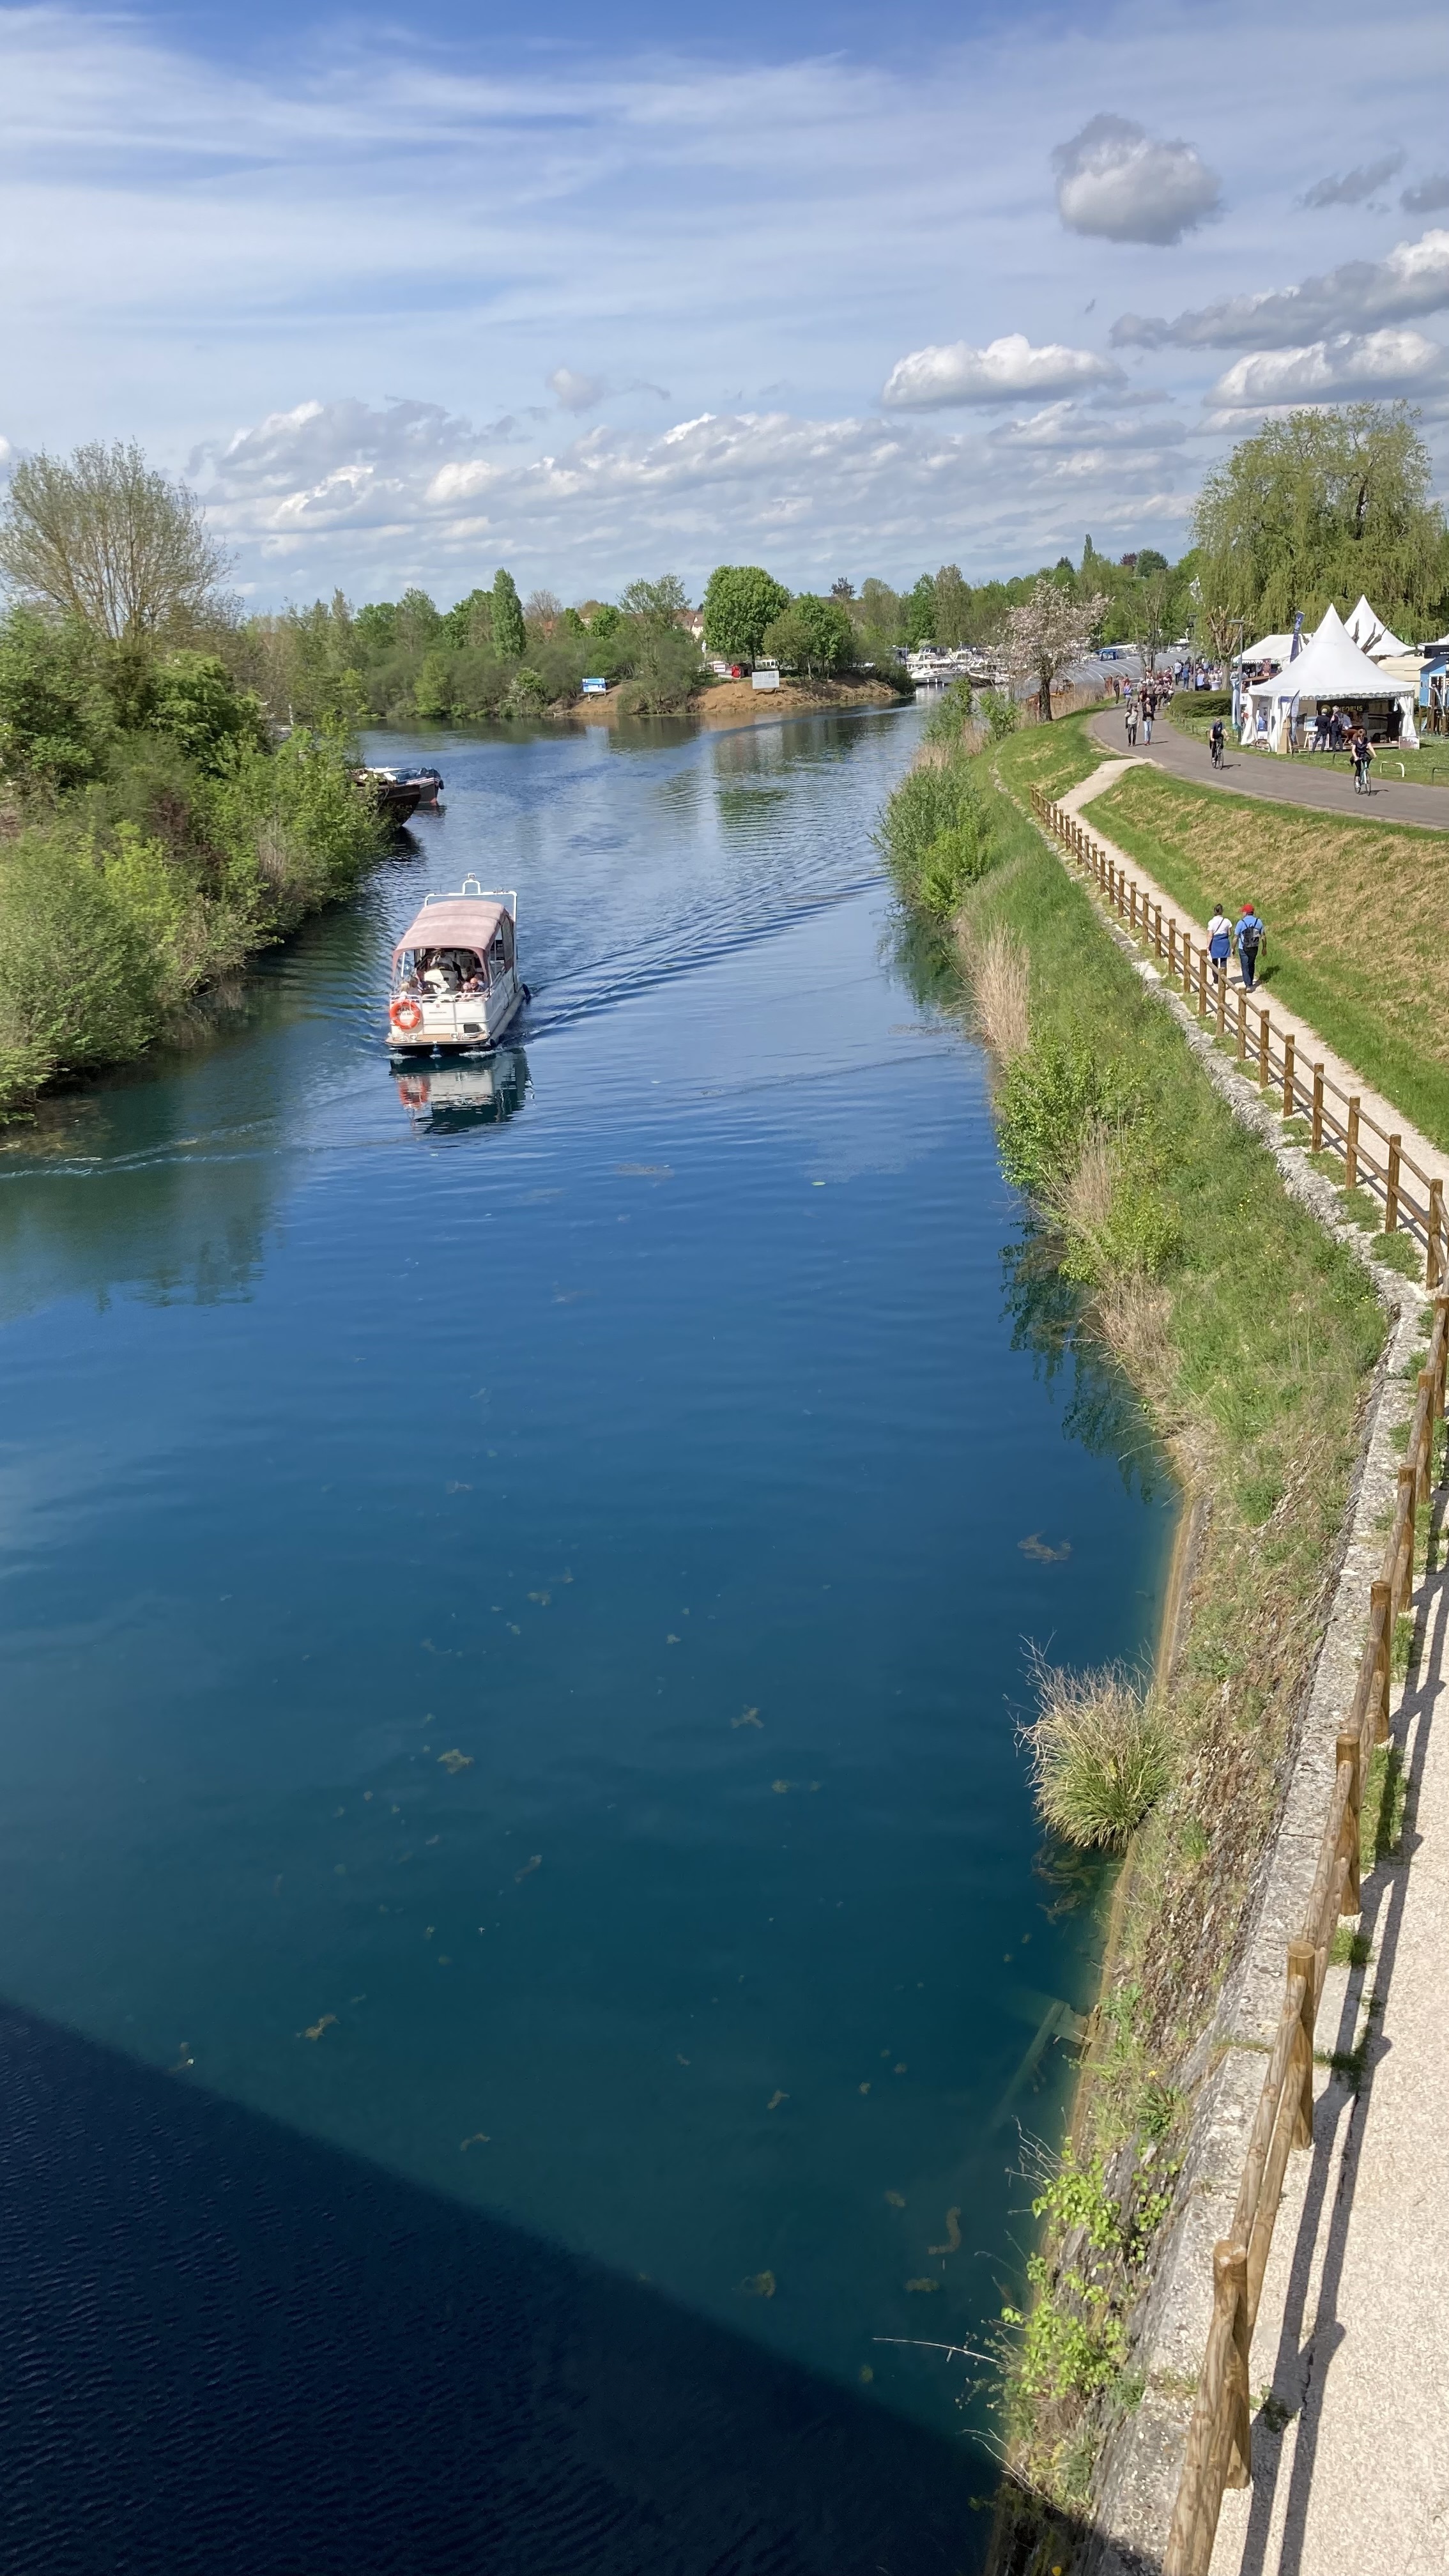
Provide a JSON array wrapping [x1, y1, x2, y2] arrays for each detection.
[[0, 707, 1173, 2575]]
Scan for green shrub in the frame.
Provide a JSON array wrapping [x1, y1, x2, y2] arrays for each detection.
[[923, 678, 974, 746], [0, 825, 169, 1091], [876, 755, 993, 915], [147, 652, 269, 772], [997, 1039, 1138, 1197], [981, 689, 1022, 741]]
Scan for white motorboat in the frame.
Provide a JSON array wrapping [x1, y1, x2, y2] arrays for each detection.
[[387, 877, 527, 1055]]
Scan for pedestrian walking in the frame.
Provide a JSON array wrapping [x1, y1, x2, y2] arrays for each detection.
[[1207, 902, 1232, 987], [1142, 699, 1154, 744], [1125, 703, 1138, 747], [1234, 902, 1266, 992]]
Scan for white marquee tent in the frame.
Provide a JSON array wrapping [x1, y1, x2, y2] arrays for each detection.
[[1243, 604, 1419, 751], [1345, 595, 1411, 660]]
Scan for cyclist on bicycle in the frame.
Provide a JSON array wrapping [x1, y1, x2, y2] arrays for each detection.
[[1351, 724, 1374, 792], [1209, 717, 1225, 767]]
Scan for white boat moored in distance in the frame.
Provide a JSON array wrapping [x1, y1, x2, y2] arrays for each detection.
[[387, 877, 527, 1055]]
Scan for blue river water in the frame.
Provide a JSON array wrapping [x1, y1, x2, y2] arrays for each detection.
[[0, 707, 1173, 2575]]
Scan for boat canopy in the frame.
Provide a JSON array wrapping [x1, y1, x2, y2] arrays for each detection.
[[392, 884, 516, 968]]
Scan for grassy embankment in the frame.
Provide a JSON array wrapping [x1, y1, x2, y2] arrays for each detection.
[[1089, 764, 1449, 1152], [0, 621, 385, 1118], [879, 710, 1385, 2522]]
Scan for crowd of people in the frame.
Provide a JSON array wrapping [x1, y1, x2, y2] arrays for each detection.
[[1121, 674, 1170, 747]]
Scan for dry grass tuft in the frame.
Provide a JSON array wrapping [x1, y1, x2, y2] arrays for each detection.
[[1021, 1652, 1173, 1851], [960, 921, 1031, 1059], [1046, 1120, 1114, 1240], [1092, 1273, 1176, 1401]]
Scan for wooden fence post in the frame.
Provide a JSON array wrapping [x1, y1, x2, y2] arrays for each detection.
[[1236, 989, 1247, 1061], [1183, 931, 1193, 995], [1155, 902, 1164, 960], [1418, 1373, 1435, 1508], [1429, 1179, 1443, 1290], [1386, 1137, 1401, 1233], [1346, 1099, 1360, 1190], [1397, 1463, 1417, 1612], [1198, 949, 1208, 1019], [1311, 1065, 1324, 1154], [1216, 2243, 1252, 2490], [1130, 882, 1138, 930], [1287, 1938, 1317, 2146], [1282, 1032, 1296, 1118], [1371, 1578, 1392, 1742], [1337, 1734, 1363, 1915], [1258, 1010, 1270, 1089], [1168, 921, 1177, 983], [1216, 970, 1227, 1040]]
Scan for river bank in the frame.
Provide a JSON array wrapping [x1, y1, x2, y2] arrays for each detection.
[[875, 717, 1387, 2556], [550, 674, 907, 729]]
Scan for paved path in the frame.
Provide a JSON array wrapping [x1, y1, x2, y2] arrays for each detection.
[[1059, 762, 1449, 1205], [1208, 1536, 1449, 2576], [1055, 763, 1449, 2570], [1088, 708, 1449, 833]]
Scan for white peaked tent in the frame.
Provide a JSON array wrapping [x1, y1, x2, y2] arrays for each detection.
[[1243, 604, 1418, 750], [1345, 595, 1411, 659]]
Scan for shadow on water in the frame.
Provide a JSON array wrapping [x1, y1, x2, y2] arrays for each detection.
[[0, 1997, 1034, 2576]]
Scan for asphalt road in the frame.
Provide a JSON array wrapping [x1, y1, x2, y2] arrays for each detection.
[[1089, 707, 1449, 832]]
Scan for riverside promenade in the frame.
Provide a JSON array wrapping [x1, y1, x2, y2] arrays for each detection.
[[1087, 706, 1449, 833], [1056, 758, 1449, 2573]]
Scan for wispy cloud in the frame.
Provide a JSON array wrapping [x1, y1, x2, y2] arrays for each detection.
[[1112, 227, 1449, 348], [1300, 151, 1405, 208], [1402, 172, 1449, 215]]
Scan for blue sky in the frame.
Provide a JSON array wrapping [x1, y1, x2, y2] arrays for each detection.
[[3, 0, 1448, 607]]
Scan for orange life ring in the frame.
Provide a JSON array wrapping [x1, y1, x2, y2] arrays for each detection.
[[390, 998, 424, 1032]]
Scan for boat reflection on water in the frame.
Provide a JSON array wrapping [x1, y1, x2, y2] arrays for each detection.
[[394, 1047, 528, 1133]]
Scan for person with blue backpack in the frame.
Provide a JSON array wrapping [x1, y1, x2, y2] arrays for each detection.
[[1235, 903, 1266, 991]]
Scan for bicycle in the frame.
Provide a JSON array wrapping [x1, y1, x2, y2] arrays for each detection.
[[1210, 735, 1225, 770], [1353, 756, 1372, 795]]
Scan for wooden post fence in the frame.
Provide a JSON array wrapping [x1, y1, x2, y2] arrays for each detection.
[[1030, 793, 1448, 1278]]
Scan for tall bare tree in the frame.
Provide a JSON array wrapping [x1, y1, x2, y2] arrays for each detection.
[[0, 440, 229, 643], [1003, 576, 1107, 719]]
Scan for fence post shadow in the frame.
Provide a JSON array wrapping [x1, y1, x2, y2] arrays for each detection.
[[1220, 1493, 1448, 2576]]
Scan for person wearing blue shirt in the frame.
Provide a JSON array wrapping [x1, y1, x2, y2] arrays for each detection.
[[1234, 905, 1266, 992]]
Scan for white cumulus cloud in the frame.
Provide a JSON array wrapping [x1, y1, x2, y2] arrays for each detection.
[[881, 332, 1118, 409], [1052, 114, 1221, 245], [1206, 327, 1449, 410]]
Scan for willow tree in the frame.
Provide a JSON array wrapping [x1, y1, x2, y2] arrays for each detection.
[[0, 441, 228, 643], [1193, 402, 1449, 640]]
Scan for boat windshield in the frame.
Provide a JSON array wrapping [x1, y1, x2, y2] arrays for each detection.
[[393, 945, 488, 997]]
